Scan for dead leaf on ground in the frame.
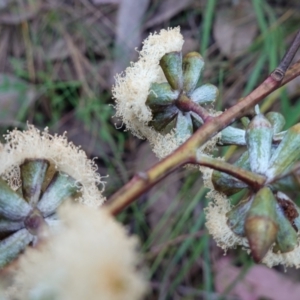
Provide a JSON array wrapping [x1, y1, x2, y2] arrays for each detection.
[[144, 0, 192, 29], [45, 39, 71, 61], [91, 0, 119, 4], [0, 0, 10, 10], [215, 257, 300, 300], [0, 0, 41, 25], [111, 0, 149, 83], [213, 1, 257, 59]]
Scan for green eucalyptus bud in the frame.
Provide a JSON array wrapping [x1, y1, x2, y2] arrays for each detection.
[[220, 126, 246, 146], [190, 112, 204, 130], [37, 172, 80, 217], [245, 187, 278, 262], [273, 202, 297, 254], [212, 151, 250, 196], [175, 111, 193, 143], [0, 229, 32, 268], [0, 219, 23, 232], [146, 82, 179, 112], [0, 178, 31, 221], [246, 114, 273, 175], [182, 52, 204, 94], [226, 194, 253, 236], [212, 171, 247, 196], [148, 106, 179, 132], [266, 123, 300, 179], [190, 83, 218, 105], [159, 51, 183, 90], [21, 159, 49, 206], [265, 112, 286, 134]]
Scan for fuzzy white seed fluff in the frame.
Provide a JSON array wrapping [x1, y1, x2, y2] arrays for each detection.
[[113, 27, 184, 138], [0, 125, 105, 208], [7, 204, 148, 300], [112, 27, 187, 159]]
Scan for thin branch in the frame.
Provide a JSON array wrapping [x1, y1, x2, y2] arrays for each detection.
[[281, 59, 300, 86], [272, 29, 300, 80], [196, 155, 266, 190], [176, 94, 212, 122]]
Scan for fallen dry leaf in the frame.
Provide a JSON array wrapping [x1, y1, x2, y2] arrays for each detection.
[[0, 0, 41, 25], [91, 0, 119, 4], [45, 39, 71, 61], [213, 1, 257, 59], [144, 0, 192, 29], [112, 0, 149, 81], [215, 257, 300, 300]]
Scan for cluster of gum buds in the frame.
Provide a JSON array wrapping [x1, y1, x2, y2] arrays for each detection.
[[146, 51, 218, 138], [0, 126, 148, 300], [209, 109, 300, 265], [113, 27, 220, 159], [0, 158, 79, 268], [0, 125, 105, 269]]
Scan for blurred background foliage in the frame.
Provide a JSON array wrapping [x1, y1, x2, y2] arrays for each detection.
[[1, 0, 300, 299]]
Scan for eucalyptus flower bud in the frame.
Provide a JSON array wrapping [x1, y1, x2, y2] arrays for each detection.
[[0, 219, 23, 232], [246, 114, 273, 175], [245, 187, 278, 262], [159, 51, 183, 90], [0, 229, 32, 268], [0, 178, 31, 221], [212, 151, 250, 196], [266, 123, 300, 179], [265, 111, 285, 134], [220, 126, 246, 146], [226, 194, 253, 236], [172, 111, 192, 144], [37, 172, 80, 216], [190, 84, 218, 105], [147, 83, 179, 110], [0, 125, 105, 268], [182, 52, 204, 94], [20, 159, 49, 206], [146, 82, 179, 133], [273, 202, 298, 254]]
